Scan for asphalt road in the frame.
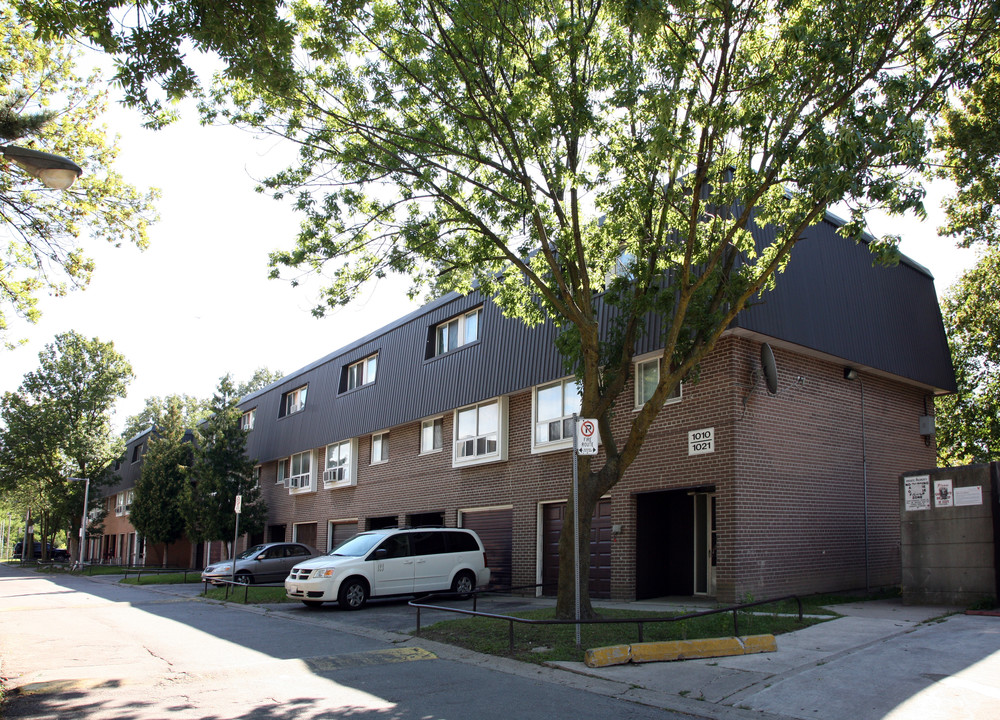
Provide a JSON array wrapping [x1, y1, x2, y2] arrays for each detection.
[[0, 566, 690, 720]]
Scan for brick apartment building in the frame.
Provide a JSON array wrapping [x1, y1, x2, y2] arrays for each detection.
[[97, 210, 954, 603]]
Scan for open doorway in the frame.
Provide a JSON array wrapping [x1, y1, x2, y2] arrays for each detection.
[[636, 487, 716, 599]]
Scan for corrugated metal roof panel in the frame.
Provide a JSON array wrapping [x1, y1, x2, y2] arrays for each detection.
[[242, 211, 955, 463]]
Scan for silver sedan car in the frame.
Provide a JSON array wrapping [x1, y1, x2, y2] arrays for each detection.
[[201, 542, 320, 585]]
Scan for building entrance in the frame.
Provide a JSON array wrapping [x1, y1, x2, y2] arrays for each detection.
[[636, 487, 716, 599]]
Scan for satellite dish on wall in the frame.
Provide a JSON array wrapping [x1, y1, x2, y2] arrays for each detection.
[[761, 343, 778, 395]]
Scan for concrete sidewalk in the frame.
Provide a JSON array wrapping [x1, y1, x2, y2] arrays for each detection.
[[76, 572, 1000, 720], [551, 599, 1000, 720]]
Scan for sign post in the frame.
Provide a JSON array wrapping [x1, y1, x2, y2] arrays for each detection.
[[572, 417, 600, 648], [232, 494, 243, 585]]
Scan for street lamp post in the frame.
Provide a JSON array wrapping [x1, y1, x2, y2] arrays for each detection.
[[68, 477, 90, 569], [1, 144, 83, 189]]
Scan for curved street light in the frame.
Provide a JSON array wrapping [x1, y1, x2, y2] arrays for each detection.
[[1, 144, 83, 190]]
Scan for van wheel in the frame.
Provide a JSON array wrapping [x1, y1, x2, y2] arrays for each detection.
[[302, 600, 324, 609], [338, 578, 368, 610], [452, 571, 476, 598]]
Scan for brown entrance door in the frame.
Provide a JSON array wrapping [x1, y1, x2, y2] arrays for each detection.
[[541, 499, 612, 598]]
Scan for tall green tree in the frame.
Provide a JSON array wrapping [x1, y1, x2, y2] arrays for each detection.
[[236, 367, 284, 398], [935, 33, 1000, 249], [0, 392, 66, 558], [0, 4, 159, 347], [129, 399, 191, 567], [204, 0, 993, 616], [184, 376, 265, 551], [0, 331, 132, 558], [16, 0, 296, 128], [120, 394, 212, 442], [935, 247, 1000, 465], [932, 33, 999, 463]]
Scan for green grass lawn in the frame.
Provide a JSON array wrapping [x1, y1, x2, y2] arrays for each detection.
[[419, 600, 829, 664], [119, 571, 203, 585]]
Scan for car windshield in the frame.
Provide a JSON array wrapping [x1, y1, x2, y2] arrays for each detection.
[[236, 544, 267, 560], [328, 532, 386, 557]]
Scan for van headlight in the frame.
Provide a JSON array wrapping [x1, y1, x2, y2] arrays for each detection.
[[314, 568, 336, 578]]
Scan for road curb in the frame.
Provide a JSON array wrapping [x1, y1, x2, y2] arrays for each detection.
[[586, 634, 777, 667]]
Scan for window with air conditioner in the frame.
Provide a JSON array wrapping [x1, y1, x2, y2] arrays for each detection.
[[279, 385, 308, 418], [324, 439, 357, 488], [279, 451, 313, 492]]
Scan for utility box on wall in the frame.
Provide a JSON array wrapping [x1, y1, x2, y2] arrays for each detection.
[[900, 463, 999, 606]]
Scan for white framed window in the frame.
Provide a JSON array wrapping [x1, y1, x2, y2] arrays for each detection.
[[240, 408, 256, 431], [371, 432, 389, 464], [420, 417, 443, 454], [280, 385, 308, 417], [125, 489, 134, 515], [115, 491, 126, 516], [634, 355, 682, 408], [324, 439, 357, 488], [532, 377, 582, 452], [453, 397, 508, 467], [434, 307, 481, 356], [252, 466, 261, 488], [131, 444, 143, 463], [279, 450, 314, 491], [346, 353, 378, 391]]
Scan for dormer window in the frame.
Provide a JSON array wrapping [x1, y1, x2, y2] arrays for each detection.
[[279, 385, 308, 418], [344, 353, 378, 392], [431, 307, 481, 358]]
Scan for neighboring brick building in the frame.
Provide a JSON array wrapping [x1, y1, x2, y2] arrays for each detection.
[[97, 210, 954, 603], [96, 427, 199, 568]]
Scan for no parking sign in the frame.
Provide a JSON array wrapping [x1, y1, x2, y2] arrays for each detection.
[[576, 418, 600, 455]]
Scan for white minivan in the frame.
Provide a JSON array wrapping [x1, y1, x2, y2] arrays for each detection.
[[285, 527, 490, 609]]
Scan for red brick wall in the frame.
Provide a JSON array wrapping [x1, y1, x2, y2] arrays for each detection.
[[253, 334, 937, 603]]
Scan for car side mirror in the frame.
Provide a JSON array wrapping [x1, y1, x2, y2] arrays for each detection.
[[375, 548, 388, 560]]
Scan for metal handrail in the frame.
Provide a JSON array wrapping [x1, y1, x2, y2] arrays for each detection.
[[122, 567, 200, 583], [204, 577, 285, 603], [410, 592, 803, 654]]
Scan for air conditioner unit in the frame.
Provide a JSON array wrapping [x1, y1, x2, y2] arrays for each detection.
[[323, 468, 343, 484]]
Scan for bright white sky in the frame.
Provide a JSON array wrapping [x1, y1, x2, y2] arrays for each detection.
[[0, 58, 980, 434]]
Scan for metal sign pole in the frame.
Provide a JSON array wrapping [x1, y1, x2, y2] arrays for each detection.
[[572, 415, 581, 648], [232, 495, 242, 585]]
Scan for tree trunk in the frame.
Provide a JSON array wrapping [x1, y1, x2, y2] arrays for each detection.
[[555, 481, 602, 620], [162, 543, 168, 568], [40, 513, 49, 562]]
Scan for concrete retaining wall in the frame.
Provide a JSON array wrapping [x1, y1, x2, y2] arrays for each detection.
[[900, 463, 999, 605]]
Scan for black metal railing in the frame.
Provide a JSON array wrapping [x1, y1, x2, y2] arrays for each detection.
[[410, 590, 803, 654], [203, 577, 286, 603], [122, 567, 201, 583]]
